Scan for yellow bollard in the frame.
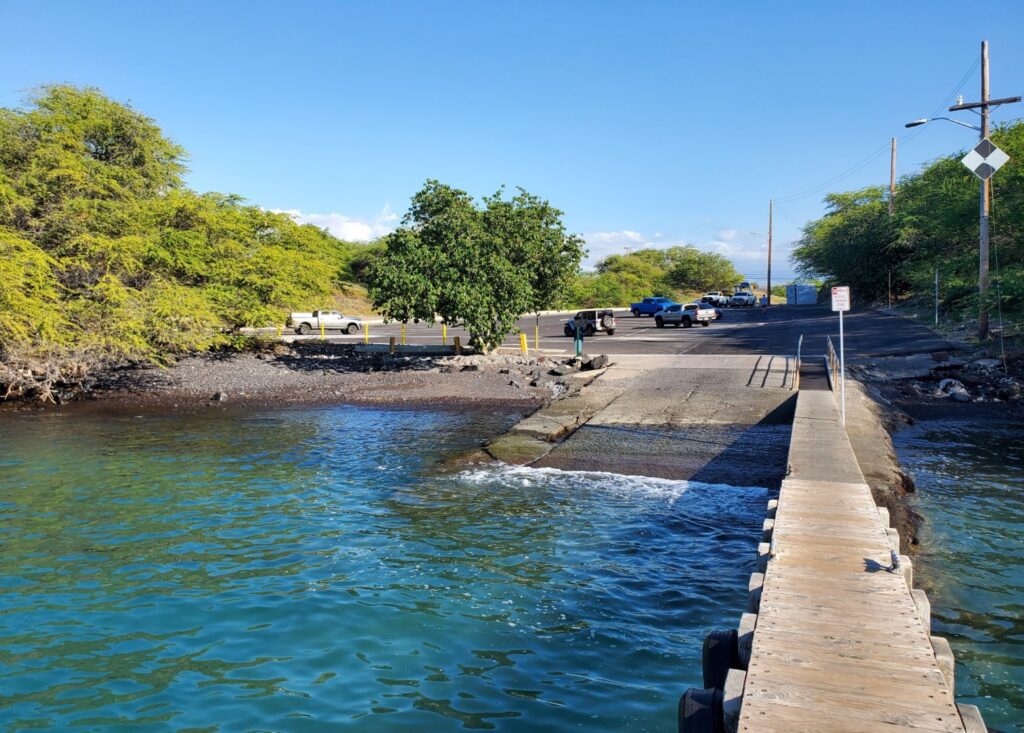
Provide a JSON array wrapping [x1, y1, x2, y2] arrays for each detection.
[[401, 322, 407, 346], [442, 323, 447, 345], [277, 324, 282, 338], [320, 322, 325, 341], [519, 332, 528, 354], [363, 322, 369, 345]]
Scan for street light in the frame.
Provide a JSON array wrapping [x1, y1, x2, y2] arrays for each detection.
[[904, 117, 981, 131], [905, 41, 1020, 340]]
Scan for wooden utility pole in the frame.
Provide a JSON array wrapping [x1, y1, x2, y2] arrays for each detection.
[[888, 137, 897, 216], [979, 41, 991, 339], [766, 199, 773, 306], [916, 41, 1020, 339]]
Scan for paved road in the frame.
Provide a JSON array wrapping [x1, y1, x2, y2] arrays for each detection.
[[278, 305, 956, 359]]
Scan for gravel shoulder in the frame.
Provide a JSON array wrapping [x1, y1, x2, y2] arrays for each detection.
[[61, 344, 589, 413]]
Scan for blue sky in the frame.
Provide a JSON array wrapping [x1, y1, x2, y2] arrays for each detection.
[[3, 1, 1023, 280]]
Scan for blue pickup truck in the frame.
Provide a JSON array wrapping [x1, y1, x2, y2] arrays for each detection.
[[630, 296, 678, 317]]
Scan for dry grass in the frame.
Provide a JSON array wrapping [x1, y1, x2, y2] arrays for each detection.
[[331, 284, 378, 317]]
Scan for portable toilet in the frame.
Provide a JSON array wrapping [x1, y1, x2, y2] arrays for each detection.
[[786, 284, 818, 305]]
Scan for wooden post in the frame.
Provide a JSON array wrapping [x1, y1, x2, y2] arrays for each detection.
[[889, 137, 897, 216], [979, 40, 990, 340], [767, 199, 773, 306], [747, 572, 764, 613], [453, 336, 462, 355], [389, 336, 396, 354], [930, 636, 956, 693]]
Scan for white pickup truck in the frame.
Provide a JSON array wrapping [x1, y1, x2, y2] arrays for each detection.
[[728, 291, 757, 307], [654, 302, 716, 328], [288, 310, 363, 335]]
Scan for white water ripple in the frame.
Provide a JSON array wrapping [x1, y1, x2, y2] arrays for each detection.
[[457, 463, 767, 506]]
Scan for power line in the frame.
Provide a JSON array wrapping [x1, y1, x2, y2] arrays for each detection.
[[774, 56, 981, 205], [772, 202, 805, 229]]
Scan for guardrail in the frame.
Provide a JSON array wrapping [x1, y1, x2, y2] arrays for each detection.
[[826, 335, 839, 391]]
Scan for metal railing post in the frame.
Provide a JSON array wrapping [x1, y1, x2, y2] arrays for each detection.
[[794, 334, 803, 391]]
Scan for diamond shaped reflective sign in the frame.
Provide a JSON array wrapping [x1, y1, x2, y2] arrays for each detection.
[[962, 138, 1010, 180]]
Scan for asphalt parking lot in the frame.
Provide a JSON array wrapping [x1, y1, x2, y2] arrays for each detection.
[[270, 304, 956, 359]]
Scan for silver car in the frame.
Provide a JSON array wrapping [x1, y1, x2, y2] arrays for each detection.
[[654, 303, 715, 328]]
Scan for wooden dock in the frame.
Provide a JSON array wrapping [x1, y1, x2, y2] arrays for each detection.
[[725, 387, 984, 732], [677, 364, 987, 732]]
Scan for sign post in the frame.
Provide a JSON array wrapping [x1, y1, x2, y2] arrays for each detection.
[[831, 286, 851, 425]]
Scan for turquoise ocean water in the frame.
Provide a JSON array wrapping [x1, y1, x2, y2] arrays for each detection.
[[0, 405, 764, 732], [894, 420, 1024, 732]]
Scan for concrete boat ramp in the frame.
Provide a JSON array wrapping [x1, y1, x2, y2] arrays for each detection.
[[482, 352, 987, 732], [487, 354, 797, 487]]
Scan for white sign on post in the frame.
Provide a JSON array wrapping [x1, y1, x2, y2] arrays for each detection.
[[831, 286, 849, 424], [831, 286, 850, 312]]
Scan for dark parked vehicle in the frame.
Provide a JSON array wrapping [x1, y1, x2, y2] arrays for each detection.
[[564, 309, 617, 336]]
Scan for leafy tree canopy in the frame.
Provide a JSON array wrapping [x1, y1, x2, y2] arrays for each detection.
[[369, 180, 584, 350], [0, 85, 370, 399], [572, 246, 742, 307]]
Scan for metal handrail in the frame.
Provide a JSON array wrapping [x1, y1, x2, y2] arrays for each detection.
[[793, 334, 803, 390], [826, 336, 839, 392]]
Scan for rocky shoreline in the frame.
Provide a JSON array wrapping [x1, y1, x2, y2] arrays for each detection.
[[3, 343, 611, 414], [847, 349, 1023, 551], [851, 351, 1022, 414]]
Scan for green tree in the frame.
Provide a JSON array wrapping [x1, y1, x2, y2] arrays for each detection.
[[0, 85, 368, 399], [573, 246, 744, 306], [663, 245, 742, 292], [370, 180, 584, 350], [792, 187, 898, 301]]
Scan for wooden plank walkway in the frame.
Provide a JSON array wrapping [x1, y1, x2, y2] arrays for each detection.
[[737, 389, 964, 733]]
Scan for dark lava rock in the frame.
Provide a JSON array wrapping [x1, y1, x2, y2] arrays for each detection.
[[548, 363, 577, 377], [461, 365, 481, 372], [212, 391, 228, 402], [960, 372, 987, 385]]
